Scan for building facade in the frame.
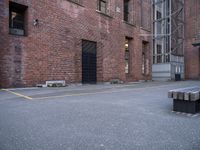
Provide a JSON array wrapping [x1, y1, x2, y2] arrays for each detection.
[[152, 0, 185, 81], [0, 0, 152, 87], [152, 0, 200, 81], [184, 0, 200, 79]]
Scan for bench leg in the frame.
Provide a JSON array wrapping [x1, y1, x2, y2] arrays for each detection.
[[173, 99, 200, 114], [198, 100, 200, 112]]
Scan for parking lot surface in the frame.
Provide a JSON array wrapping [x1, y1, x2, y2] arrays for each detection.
[[0, 81, 200, 150]]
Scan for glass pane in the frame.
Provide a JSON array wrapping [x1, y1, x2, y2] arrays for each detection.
[[125, 39, 129, 50], [124, 0, 129, 21], [125, 60, 129, 74], [157, 55, 162, 63], [142, 53, 145, 74], [157, 45, 162, 54], [125, 38, 130, 73], [11, 11, 24, 29]]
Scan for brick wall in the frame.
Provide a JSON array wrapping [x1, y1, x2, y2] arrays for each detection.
[[0, 0, 152, 87], [184, 0, 200, 79]]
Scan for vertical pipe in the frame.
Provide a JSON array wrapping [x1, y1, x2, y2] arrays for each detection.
[[169, 0, 172, 79], [169, 0, 171, 62], [183, 0, 185, 79], [152, 0, 156, 64]]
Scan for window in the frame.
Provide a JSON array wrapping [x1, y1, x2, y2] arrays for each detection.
[[9, 2, 27, 36], [156, 11, 161, 19], [156, 11, 162, 34], [98, 0, 107, 14], [142, 52, 145, 74], [142, 42, 149, 75], [165, 54, 170, 62], [125, 38, 130, 74], [124, 0, 130, 22], [157, 44, 162, 63]]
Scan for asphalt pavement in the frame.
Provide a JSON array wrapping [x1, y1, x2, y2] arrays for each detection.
[[0, 81, 200, 150]]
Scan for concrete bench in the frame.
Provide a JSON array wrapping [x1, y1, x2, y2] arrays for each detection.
[[168, 87, 200, 114], [46, 80, 66, 87]]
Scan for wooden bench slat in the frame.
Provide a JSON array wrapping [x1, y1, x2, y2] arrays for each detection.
[[177, 88, 198, 100], [169, 87, 200, 100], [190, 91, 200, 101], [184, 88, 200, 100], [168, 87, 197, 99]]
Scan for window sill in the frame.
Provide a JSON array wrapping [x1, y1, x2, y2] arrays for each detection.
[[9, 33, 27, 37], [140, 27, 151, 32], [96, 10, 113, 18], [153, 63, 171, 65], [67, 0, 84, 7], [9, 28, 26, 36], [123, 21, 136, 27]]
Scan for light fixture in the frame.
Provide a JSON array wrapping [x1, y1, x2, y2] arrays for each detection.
[[33, 19, 39, 26]]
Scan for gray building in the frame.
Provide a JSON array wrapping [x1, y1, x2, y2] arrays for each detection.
[[152, 0, 185, 81]]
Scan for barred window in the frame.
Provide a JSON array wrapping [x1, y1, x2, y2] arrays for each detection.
[[9, 2, 27, 36]]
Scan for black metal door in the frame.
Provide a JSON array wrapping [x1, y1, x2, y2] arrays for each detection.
[[82, 40, 97, 84]]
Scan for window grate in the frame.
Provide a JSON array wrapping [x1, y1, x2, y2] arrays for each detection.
[[9, 2, 27, 36]]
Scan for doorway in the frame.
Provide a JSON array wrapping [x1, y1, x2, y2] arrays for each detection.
[[82, 40, 97, 84]]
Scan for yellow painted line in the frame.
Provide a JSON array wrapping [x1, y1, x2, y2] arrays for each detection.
[[0, 83, 182, 101], [33, 84, 174, 100], [1, 89, 33, 100], [33, 91, 116, 100]]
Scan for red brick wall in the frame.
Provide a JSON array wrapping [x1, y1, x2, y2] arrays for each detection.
[[0, 0, 152, 87], [184, 0, 200, 79]]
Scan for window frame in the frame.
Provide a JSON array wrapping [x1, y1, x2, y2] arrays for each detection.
[[156, 11, 162, 34], [123, 0, 130, 22], [67, 0, 83, 6], [9, 2, 28, 36], [142, 52, 145, 75], [124, 0, 130, 22], [125, 38, 131, 74], [156, 44, 163, 64], [98, 0, 107, 14]]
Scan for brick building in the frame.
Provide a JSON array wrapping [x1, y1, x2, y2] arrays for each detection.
[[0, 0, 152, 87], [184, 0, 200, 79]]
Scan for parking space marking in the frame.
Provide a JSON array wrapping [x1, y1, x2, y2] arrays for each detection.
[[33, 84, 176, 100], [1, 89, 33, 100], [1, 83, 192, 101], [33, 90, 118, 100]]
